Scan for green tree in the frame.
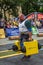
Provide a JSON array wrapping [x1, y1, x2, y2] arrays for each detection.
[[0, 0, 43, 18]]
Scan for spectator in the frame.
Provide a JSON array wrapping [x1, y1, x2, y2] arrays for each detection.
[[35, 20, 42, 28], [0, 14, 3, 28], [0, 18, 5, 28], [40, 18, 43, 27], [6, 21, 11, 28]]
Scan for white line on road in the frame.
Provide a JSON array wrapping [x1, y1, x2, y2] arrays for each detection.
[[0, 43, 13, 46], [0, 50, 12, 53]]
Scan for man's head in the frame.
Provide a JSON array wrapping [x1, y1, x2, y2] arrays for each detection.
[[18, 14, 25, 22]]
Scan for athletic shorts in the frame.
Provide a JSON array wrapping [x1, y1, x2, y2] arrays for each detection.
[[28, 28, 32, 32]]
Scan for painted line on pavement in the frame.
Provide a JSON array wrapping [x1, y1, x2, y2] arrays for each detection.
[[0, 50, 12, 53], [0, 52, 23, 59], [0, 43, 13, 46]]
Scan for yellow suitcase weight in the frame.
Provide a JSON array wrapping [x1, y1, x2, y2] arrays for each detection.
[[23, 40, 39, 56], [12, 45, 18, 51], [12, 40, 20, 51]]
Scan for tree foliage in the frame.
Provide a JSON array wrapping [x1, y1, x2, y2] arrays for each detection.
[[0, 0, 43, 18]]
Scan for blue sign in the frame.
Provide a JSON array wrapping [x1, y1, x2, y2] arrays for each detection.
[[5, 28, 19, 36]]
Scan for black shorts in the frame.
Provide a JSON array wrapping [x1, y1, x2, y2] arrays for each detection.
[[20, 34, 29, 40]]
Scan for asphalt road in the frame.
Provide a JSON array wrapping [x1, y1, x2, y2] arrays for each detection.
[[0, 50, 43, 65], [0, 44, 13, 51], [0, 37, 43, 65]]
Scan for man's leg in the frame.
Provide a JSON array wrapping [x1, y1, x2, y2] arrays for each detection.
[[21, 34, 31, 60], [28, 28, 32, 41], [20, 34, 24, 47], [28, 32, 32, 40]]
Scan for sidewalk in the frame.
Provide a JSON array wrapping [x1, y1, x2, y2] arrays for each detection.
[[0, 38, 14, 45], [0, 35, 43, 45], [32, 35, 43, 40]]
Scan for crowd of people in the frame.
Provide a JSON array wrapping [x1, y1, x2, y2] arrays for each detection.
[[0, 13, 43, 29], [35, 19, 43, 28], [0, 13, 43, 39], [0, 17, 19, 29], [0, 14, 43, 29]]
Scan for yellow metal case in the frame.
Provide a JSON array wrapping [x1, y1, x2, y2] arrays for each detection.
[[23, 40, 39, 56], [14, 40, 20, 50]]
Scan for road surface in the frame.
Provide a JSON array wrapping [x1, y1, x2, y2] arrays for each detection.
[[0, 36, 43, 65]]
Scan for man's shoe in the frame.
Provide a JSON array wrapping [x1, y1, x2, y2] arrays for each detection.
[[21, 55, 31, 60]]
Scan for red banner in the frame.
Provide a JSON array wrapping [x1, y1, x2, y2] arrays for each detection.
[[38, 13, 43, 20]]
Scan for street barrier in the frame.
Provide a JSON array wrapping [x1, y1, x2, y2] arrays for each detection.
[[37, 28, 43, 37], [0, 29, 5, 38], [5, 28, 19, 40], [32, 26, 38, 35]]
